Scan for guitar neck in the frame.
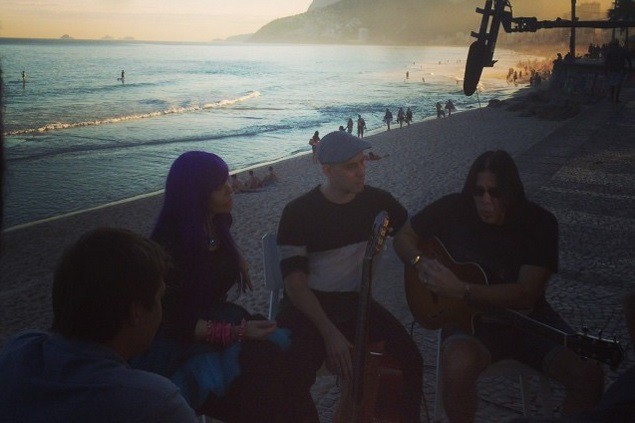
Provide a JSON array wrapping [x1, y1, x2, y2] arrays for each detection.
[[488, 308, 569, 345]]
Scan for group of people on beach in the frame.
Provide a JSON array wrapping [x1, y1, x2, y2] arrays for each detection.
[[436, 100, 456, 118], [230, 166, 279, 193], [3, 121, 634, 422], [383, 107, 413, 130]]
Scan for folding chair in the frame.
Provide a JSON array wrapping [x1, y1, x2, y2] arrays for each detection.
[[262, 232, 284, 320]]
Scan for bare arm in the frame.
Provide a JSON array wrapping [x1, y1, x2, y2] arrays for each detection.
[[284, 271, 353, 379], [393, 220, 424, 265], [394, 220, 550, 311], [421, 257, 550, 311]]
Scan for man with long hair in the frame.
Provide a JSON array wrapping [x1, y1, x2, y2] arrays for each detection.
[[394, 150, 604, 422]]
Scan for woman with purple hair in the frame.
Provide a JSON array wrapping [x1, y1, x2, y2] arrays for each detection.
[[132, 151, 298, 422]]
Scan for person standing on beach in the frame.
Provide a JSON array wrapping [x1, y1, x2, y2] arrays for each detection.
[[394, 150, 604, 422], [0, 228, 199, 422], [21, 70, 26, 88], [604, 40, 632, 104], [120, 69, 125, 83], [275, 131, 424, 422], [131, 151, 301, 422], [309, 131, 320, 163], [397, 107, 405, 128], [406, 107, 413, 126], [445, 100, 455, 117], [356, 114, 366, 138], [383, 108, 393, 131], [346, 117, 354, 134], [436, 102, 445, 118]]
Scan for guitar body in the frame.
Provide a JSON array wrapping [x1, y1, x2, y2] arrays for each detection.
[[334, 342, 402, 423], [404, 236, 488, 332], [404, 237, 624, 370]]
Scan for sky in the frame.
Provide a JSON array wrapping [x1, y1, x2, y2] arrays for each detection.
[[0, 0, 616, 42], [0, 0, 313, 42]]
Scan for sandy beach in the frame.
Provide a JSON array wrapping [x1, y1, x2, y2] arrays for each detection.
[[3, 82, 634, 421], [0, 92, 564, 342]]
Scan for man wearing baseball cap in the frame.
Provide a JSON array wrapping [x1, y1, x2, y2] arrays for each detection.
[[275, 131, 423, 422]]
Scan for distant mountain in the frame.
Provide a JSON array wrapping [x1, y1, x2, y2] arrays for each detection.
[[60, 34, 73, 39], [251, 0, 479, 45], [223, 33, 254, 42], [307, 0, 342, 12]]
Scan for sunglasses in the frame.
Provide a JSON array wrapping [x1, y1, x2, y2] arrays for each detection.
[[472, 186, 503, 198]]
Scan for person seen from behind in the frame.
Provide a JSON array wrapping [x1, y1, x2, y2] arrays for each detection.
[[0, 228, 199, 422]]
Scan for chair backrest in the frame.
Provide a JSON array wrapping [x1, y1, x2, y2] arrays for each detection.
[[262, 232, 284, 320]]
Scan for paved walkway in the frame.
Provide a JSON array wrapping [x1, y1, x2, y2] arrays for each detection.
[[312, 82, 635, 422]]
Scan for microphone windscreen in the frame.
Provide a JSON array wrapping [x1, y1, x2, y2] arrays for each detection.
[[464, 41, 487, 96]]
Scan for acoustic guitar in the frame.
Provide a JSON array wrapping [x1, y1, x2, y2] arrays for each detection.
[[404, 236, 623, 370], [335, 211, 403, 423]]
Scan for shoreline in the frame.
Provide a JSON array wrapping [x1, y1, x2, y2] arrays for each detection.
[[0, 86, 570, 346], [7, 79, 635, 422], [2, 94, 522, 233]]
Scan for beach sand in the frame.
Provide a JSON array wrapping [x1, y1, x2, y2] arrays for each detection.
[[0, 87, 612, 421], [0, 94, 564, 342]]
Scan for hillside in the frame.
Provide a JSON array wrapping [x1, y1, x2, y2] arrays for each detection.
[[250, 0, 479, 45]]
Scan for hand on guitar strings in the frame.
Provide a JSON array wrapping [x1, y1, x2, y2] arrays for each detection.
[[418, 259, 465, 300]]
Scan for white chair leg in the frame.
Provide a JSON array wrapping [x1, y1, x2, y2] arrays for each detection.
[[519, 373, 530, 416], [537, 374, 553, 416], [433, 330, 444, 421]]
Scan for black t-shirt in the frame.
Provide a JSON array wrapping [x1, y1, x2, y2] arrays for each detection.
[[410, 193, 558, 287], [277, 185, 407, 292]]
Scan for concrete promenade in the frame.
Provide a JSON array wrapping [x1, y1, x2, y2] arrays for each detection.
[[313, 82, 635, 422]]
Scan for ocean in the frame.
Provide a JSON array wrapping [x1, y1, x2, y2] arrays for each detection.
[[1, 39, 539, 228]]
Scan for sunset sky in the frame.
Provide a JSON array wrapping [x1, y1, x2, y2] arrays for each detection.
[[0, 0, 313, 41], [0, 0, 616, 42]]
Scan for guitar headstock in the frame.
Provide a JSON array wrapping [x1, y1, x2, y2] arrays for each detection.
[[365, 211, 390, 260], [568, 333, 624, 371]]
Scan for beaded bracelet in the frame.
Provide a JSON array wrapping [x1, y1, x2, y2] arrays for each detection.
[[205, 319, 248, 346], [205, 321, 233, 347]]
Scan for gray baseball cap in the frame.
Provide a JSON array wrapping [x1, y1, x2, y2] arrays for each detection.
[[317, 131, 371, 164]]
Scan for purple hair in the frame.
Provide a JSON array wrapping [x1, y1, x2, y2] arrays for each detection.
[[152, 151, 243, 281]]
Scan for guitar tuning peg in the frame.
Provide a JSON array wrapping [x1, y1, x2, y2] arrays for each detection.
[[598, 330, 604, 340]]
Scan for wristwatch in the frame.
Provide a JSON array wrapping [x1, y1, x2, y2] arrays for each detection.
[[410, 254, 422, 267]]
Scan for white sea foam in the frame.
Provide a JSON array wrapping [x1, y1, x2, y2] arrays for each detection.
[[7, 91, 262, 136], [3, 42, 542, 227]]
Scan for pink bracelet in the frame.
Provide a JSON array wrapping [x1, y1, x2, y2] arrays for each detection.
[[205, 321, 233, 347]]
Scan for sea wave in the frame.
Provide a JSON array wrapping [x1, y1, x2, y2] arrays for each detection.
[[5, 91, 262, 136], [6, 120, 295, 163]]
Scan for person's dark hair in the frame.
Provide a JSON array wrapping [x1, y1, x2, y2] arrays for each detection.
[[461, 150, 526, 220], [151, 151, 244, 281], [52, 228, 167, 343]]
